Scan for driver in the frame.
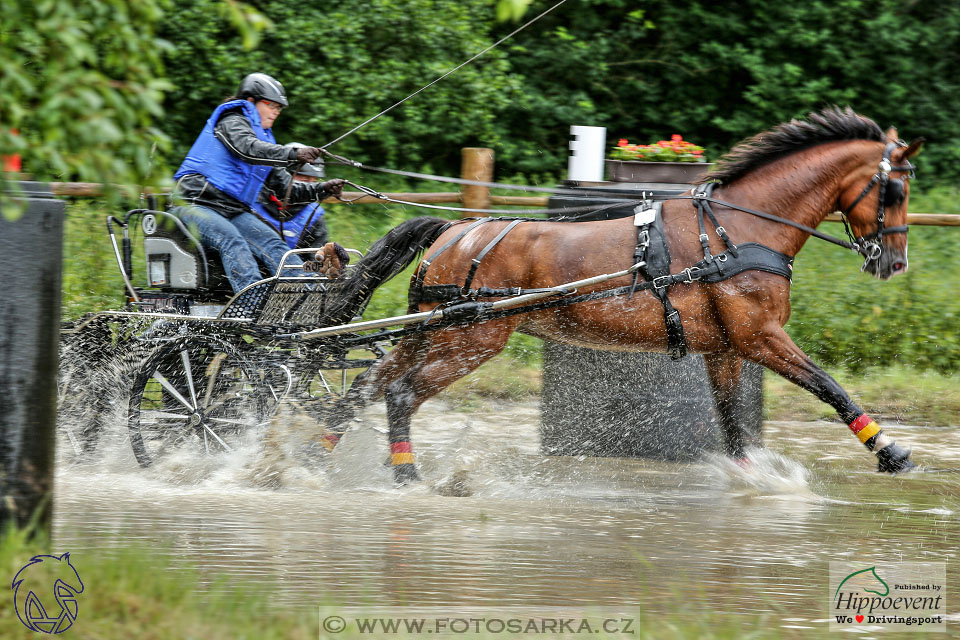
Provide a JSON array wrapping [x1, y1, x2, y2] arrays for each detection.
[[171, 73, 345, 294]]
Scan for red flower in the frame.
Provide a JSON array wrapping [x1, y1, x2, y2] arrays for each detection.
[[671, 134, 682, 141], [618, 139, 629, 147]]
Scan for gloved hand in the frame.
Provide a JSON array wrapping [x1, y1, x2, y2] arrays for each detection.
[[295, 146, 323, 163], [321, 178, 345, 198]]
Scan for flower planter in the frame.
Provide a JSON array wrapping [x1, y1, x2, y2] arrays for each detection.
[[606, 160, 714, 183]]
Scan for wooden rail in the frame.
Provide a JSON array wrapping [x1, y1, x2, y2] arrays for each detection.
[[41, 150, 960, 229]]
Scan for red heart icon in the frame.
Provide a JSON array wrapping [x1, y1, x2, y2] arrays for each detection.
[[856, 615, 864, 623]]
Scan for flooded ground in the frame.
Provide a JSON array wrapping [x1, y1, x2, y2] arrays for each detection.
[[53, 399, 959, 634]]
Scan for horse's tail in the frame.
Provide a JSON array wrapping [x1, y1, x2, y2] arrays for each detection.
[[324, 216, 451, 325]]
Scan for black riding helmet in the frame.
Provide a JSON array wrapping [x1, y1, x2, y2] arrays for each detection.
[[236, 73, 288, 108], [284, 143, 325, 178]]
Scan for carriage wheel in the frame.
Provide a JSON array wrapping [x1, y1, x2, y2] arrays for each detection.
[[127, 335, 269, 467]]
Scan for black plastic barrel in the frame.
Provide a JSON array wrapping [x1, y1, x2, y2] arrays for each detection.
[[0, 181, 64, 532], [541, 345, 763, 460], [541, 186, 763, 460]]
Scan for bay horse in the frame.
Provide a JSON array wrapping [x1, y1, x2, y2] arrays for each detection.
[[325, 107, 923, 483]]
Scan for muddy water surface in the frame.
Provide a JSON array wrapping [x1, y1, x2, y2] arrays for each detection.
[[53, 400, 960, 633]]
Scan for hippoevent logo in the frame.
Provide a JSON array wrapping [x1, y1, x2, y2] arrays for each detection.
[[11, 553, 84, 634], [830, 562, 945, 632]]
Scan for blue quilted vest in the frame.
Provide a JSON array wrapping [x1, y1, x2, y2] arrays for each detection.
[[252, 201, 325, 249], [174, 100, 277, 207]]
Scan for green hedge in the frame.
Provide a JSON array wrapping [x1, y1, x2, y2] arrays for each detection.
[[154, 0, 960, 189]]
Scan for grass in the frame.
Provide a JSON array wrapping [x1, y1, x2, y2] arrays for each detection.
[[0, 527, 315, 640], [439, 356, 960, 427], [763, 364, 960, 425]]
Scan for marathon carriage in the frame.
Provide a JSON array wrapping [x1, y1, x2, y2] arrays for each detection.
[[58, 202, 381, 465]]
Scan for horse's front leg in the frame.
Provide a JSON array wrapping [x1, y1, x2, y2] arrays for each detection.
[[739, 326, 915, 473], [703, 352, 752, 461]]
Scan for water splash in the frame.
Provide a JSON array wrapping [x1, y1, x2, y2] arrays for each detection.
[[704, 447, 823, 500]]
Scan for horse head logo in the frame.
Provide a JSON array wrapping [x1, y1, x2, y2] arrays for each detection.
[[835, 566, 890, 599], [11, 553, 84, 634]]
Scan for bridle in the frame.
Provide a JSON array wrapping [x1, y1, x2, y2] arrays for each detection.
[[683, 140, 917, 272], [836, 141, 915, 266]]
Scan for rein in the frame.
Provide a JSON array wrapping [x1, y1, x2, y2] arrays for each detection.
[[328, 142, 915, 263], [338, 178, 649, 217], [679, 188, 864, 253]]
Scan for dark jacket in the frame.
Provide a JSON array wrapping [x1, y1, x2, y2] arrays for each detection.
[[174, 105, 329, 218]]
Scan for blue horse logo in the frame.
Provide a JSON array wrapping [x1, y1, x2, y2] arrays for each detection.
[[11, 553, 84, 634]]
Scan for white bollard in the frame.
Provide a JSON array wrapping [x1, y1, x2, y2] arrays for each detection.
[[567, 125, 606, 182]]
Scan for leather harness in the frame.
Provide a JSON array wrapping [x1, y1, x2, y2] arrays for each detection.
[[405, 143, 916, 357], [409, 188, 793, 360]]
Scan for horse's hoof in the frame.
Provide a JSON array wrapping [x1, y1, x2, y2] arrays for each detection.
[[393, 463, 421, 485], [876, 442, 915, 474]]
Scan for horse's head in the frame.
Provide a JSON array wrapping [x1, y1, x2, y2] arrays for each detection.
[[838, 127, 923, 279]]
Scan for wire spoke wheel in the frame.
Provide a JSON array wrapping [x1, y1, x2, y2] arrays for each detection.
[[127, 335, 269, 467]]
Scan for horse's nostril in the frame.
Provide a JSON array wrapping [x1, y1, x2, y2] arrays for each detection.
[[893, 261, 906, 272]]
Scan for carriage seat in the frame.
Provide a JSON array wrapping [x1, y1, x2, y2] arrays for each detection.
[[139, 210, 234, 300]]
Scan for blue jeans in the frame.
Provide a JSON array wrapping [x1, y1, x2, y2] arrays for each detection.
[[173, 205, 304, 293]]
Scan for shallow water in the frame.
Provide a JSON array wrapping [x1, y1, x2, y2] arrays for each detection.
[[53, 400, 960, 633]]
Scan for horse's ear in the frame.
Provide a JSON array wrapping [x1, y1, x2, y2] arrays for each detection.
[[884, 126, 899, 142], [901, 137, 925, 160], [890, 137, 924, 165]]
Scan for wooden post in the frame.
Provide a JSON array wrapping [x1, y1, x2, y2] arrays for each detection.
[[460, 147, 494, 217]]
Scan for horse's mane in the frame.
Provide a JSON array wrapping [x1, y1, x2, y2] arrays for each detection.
[[701, 106, 884, 184]]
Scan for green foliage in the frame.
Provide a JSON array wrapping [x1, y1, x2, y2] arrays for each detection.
[[499, 0, 960, 183], [497, 0, 534, 23], [5, 1, 960, 193], [62, 200, 127, 318], [159, 0, 524, 182], [764, 365, 960, 425], [0, 0, 271, 210], [0, 0, 172, 196]]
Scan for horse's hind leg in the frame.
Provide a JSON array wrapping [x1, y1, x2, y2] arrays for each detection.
[[738, 325, 914, 473], [383, 318, 519, 484], [703, 352, 753, 461], [324, 331, 435, 436]]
